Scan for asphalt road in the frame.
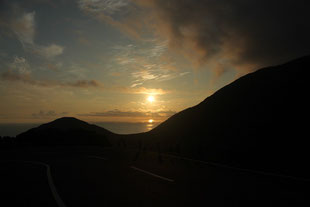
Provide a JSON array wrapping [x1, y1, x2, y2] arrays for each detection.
[[1, 147, 309, 207]]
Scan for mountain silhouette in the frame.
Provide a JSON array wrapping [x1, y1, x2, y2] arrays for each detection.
[[16, 117, 113, 146], [14, 56, 310, 177], [139, 56, 310, 177]]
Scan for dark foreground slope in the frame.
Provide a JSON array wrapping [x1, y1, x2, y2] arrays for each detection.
[[16, 117, 113, 146], [140, 56, 310, 177]]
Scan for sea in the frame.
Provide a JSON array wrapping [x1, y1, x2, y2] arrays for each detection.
[[0, 122, 160, 137]]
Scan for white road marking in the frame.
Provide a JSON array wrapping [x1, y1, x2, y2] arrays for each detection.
[[1, 160, 67, 207], [164, 154, 310, 182], [87, 156, 108, 160], [131, 166, 174, 182]]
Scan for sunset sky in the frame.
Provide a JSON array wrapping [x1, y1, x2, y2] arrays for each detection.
[[1, 0, 309, 124]]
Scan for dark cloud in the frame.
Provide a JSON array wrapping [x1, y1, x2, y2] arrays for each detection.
[[78, 109, 176, 118], [1, 71, 40, 85], [1, 70, 103, 89], [67, 80, 100, 88], [135, 0, 310, 70]]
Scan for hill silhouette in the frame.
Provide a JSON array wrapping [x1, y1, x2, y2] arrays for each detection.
[[135, 56, 310, 177], [16, 117, 113, 146]]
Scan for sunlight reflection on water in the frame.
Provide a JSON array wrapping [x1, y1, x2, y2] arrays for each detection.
[[95, 121, 159, 134], [146, 123, 153, 131]]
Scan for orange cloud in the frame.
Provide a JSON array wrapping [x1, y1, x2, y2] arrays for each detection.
[[78, 109, 176, 118], [115, 86, 170, 95]]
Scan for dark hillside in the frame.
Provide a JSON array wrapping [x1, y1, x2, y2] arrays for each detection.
[[141, 56, 310, 177]]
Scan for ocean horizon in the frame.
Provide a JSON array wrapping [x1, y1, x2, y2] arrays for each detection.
[[0, 121, 160, 137]]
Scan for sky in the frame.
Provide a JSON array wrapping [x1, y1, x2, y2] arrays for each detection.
[[0, 0, 309, 124]]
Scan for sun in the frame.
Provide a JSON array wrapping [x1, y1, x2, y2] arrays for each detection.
[[147, 95, 155, 103], [148, 119, 154, 123]]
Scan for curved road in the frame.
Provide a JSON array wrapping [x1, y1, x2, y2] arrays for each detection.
[[1, 148, 309, 207]]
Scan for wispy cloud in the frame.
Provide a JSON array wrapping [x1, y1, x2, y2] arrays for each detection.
[[0, 4, 64, 59], [148, 40, 168, 58], [78, 0, 129, 15], [33, 44, 64, 59], [130, 66, 182, 85], [9, 56, 31, 75], [114, 41, 168, 62], [112, 42, 190, 87], [10, 10, 36, 45], [78, 0, 145, 39]]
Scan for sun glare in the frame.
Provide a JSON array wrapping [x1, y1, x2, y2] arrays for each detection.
[[148, 119, 154, 123], [147, 95, 155, 103]]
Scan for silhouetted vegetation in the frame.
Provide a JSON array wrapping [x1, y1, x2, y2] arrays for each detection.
[[0, 136, 16, 149]]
